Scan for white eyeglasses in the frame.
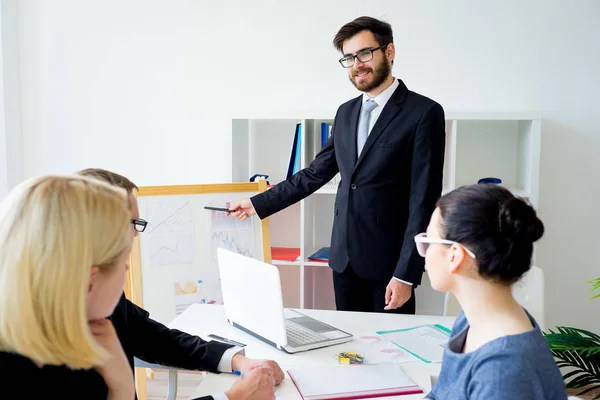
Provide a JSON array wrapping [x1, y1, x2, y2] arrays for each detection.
[[414, 233, 477, 259]]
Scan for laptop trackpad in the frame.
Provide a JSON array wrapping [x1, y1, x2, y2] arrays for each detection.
[[284, 310, 349, 338], [289, 318, 349, 339], [288, 316, 335, 333]]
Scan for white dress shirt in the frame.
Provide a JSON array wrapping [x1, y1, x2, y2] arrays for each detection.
[[359, 77, 400, 134], [212, 346, 245, 400]]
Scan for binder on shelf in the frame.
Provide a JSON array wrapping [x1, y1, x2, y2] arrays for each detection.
[[286, 123, 302, 179], [320, 122, 328, 148], [320, 122, 333, 149], [271, 247, 301, 262], [307, 247, 329, 262]]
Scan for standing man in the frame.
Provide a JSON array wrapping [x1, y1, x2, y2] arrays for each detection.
[[230, 16, 445, 314]]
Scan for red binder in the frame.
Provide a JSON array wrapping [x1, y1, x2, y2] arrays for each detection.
[[271, 247, 301, 262]]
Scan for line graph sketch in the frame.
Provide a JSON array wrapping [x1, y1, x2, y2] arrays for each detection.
[[209, 201, 255, 260], [146, 200, 195, 268]]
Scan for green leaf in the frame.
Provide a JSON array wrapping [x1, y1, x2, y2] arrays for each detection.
[[590, 278, 600, 300], [544, 326, 600, 393], [542, 279, 600, 395]]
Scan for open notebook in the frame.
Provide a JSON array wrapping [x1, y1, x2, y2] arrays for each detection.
[[287, 362, 423, 400]]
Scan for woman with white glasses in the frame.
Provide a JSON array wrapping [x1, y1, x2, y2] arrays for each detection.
[[416, 184, 566, 399]]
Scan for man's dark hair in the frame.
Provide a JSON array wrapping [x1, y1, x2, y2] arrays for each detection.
[[333, 16, 393, 52]]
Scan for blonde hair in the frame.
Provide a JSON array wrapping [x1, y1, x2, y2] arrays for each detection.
[[0, 175, 132, 369]]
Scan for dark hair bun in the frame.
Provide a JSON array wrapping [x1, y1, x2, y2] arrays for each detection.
[[499, 197, 544, 243]]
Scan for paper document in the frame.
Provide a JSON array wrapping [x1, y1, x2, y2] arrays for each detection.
[[287, 362, 422, 399], [376, 324, 451, 363], [346, 332, 418, 364]]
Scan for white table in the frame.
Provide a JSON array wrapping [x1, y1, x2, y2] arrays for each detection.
[[168, 304, 455, 400]]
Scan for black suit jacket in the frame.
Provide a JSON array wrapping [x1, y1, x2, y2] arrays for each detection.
[[251, 79, 445, 285], [0, 294, 232, 400], [112, 294, 234, 400]]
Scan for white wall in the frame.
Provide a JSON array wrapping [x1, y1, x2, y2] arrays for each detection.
[[0, 1, 6, 200], [1, 0, 22, 196], [6, 0, 600, 331]]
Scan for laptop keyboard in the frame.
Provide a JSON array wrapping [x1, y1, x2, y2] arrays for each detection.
[[285, 319, 328, 345]]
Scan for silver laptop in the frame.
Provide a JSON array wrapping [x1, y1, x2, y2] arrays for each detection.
[[217, 248, 352, 353]]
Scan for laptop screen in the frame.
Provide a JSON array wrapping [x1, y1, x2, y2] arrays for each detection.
[[217, 248, 288, 346]]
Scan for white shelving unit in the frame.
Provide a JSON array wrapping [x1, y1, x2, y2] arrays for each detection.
[[232, 113, 541, 315]]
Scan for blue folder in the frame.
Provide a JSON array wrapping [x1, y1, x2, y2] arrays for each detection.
[[308, 247, 329, 261]]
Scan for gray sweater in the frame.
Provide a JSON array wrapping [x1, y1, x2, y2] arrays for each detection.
[[426, 310, 567, 399]]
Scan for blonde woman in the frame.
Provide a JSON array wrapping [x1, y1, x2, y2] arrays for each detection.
[[77, 168, 283, 400], [0, 175, 135, 399]]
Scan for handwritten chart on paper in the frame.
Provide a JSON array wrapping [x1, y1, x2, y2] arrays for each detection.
[[208, 201, 256, 261], [146, 200, 195, 268], [376, 324, 451, 363], [348, 333, 416, 364], [137, 192, 264, 325]]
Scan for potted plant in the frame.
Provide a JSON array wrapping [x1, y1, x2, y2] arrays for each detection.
[[544, 278, 600, 399]]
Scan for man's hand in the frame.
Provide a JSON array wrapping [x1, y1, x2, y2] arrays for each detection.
[[225, 367, 276, 400], [232, 354, 285, 385], [384, 279, 412, 310], [228, 198, 256, 221]]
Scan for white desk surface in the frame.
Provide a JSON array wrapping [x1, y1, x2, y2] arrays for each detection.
[[168, 304, 455, 400]]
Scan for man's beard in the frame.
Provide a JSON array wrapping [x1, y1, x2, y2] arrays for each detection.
[[349, 55, 391, 93]]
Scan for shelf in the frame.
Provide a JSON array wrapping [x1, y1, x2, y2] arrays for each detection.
[[271, 260, 302, 266], [304, 261, 330, 267], [442, 120, 457, 191], [277, 265, 301, 308], [232, 118, 301, 184], [445, 112, 542, 121], [452, 119, 540, 208], [315, 186, 336, 195], [304, 265, 336, 310], [232, 115, 541, 312], [267, 203, 301, 249], [272, 260, 328, 267], [444, 185, 529, 199]]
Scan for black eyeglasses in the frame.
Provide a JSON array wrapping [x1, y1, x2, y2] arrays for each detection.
[[339, 44, 388, 68], [131, 218, 148, 233]]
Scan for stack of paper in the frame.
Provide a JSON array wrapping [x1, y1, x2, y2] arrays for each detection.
[[287, 362, 422, 399]]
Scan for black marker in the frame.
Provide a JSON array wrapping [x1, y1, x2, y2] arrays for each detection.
[[204, 206, 235, 213]]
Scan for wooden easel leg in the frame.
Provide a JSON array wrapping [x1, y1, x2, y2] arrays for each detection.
[[135, 368, 148, 400]]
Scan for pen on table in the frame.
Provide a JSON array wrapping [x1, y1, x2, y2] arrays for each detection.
[[233, 370, 244, 377]]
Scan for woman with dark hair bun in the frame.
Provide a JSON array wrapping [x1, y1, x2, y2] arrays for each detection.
[[417, 184, 566, 399]]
